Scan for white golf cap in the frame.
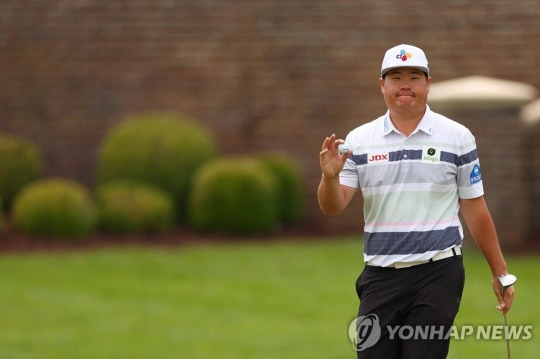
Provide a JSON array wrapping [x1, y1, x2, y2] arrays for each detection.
[[381, 44, 429, 77]]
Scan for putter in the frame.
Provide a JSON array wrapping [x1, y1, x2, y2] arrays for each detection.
[[498, 274, 517, 359]]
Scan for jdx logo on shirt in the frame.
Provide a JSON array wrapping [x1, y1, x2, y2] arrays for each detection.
[[368, 152, 389, 163], [422, 146, 440, 164]]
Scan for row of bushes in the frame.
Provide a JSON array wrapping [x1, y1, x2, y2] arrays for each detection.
[[0, 113, 304, 238], [12, 180, 174, 237]]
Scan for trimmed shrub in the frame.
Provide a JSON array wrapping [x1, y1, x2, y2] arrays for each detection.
[[97, 112, 218, 221], [188, 157, 279, 234], [96, 182, 175, 234], [13, 179, 96, 238], [0, 133, 41, 210], [256, 153, 304, 225]]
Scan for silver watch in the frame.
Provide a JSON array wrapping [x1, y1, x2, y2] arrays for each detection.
[[497, 274, 517, 289]]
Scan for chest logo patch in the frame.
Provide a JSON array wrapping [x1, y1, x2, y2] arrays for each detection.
[[368, 152, 389, 163], [422, 146, 440, 164]]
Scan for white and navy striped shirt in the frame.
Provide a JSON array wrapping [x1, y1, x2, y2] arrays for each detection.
[[340, 106, 484, 267]]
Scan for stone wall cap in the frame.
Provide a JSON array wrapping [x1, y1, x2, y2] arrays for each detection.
[[428, 75, 538, 108], [520, 99, 540, 126]]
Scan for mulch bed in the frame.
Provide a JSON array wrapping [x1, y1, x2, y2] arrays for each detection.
[[0, 219, 328, 254], [1, 218, 538, 255]]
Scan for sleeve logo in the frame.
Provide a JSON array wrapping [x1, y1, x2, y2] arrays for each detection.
[[470, 164, 482, 184]]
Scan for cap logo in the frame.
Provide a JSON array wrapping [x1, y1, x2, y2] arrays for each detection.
[[396, 49, 412, 62]]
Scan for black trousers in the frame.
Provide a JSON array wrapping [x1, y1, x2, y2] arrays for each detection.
[[355, 256, 465, 359]]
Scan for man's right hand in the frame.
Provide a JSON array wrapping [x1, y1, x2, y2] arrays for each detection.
[[319, 134, 352, 179]]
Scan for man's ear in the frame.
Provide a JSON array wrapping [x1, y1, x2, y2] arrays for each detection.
[[379, 77, 385, 94]]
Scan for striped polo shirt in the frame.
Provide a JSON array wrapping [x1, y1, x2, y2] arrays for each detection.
[[340, 106, 484, 267]]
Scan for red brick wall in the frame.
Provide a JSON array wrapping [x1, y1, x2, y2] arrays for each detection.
[[1, 1, 539, 241], [523, 119, 540, 241]]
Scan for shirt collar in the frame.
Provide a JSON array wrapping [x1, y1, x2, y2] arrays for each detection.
[[381, 105, 434, 136]]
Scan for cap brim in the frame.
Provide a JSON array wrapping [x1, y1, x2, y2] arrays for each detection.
[[381, 66, 429, 77]]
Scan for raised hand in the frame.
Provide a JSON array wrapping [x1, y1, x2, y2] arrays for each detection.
[[319, 134, 352, 179]]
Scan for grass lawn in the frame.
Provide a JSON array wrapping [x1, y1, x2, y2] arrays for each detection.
[[0, 237, 538, 358]]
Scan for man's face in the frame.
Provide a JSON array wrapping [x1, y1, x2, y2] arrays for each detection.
[[379, 68, 431, 113]]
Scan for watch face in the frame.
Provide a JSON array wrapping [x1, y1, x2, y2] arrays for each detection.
[[499, 274, 517, 288]]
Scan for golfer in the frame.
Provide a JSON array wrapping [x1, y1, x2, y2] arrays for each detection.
[[318, 44, 515, 358]]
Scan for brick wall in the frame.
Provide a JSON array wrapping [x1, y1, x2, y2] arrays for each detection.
[[523, 118, 540, 240], [1, 0, 539, 242]]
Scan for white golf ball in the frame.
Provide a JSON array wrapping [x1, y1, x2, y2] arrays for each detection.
[[338, 143, 350, 155]]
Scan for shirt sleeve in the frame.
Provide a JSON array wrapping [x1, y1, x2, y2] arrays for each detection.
[[339, 134, 360, 189], [457, 130, 484, 199], [339, 158, 359, 188]]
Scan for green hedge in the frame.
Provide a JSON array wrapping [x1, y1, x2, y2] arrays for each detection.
[[257, 153, 304, 225], [13, 179, 96, 238], [96, 182, 175, 234], [188, 157, 279, 234], [97, 112, 218, 221], [0, 133, 41, 210]]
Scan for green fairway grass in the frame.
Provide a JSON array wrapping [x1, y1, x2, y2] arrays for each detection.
[[0, 238, 538, 358]]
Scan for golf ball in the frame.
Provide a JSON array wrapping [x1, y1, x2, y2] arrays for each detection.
[[338, 143, 350, 155]]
